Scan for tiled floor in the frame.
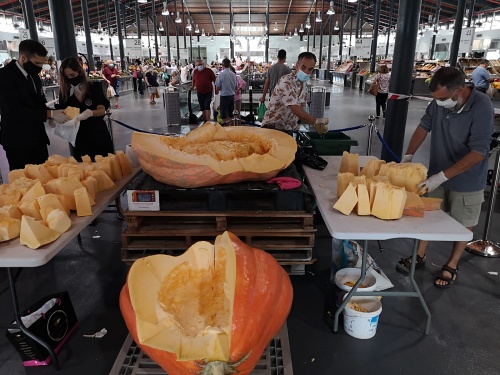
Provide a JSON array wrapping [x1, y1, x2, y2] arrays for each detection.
[[0, 81, 499, 375]]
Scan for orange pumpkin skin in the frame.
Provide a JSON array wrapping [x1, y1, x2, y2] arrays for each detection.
[[119, 232, 293, 375]]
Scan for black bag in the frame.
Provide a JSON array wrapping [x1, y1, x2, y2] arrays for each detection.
[[137, 71, 144, 79], [294, 132, 328, 170]]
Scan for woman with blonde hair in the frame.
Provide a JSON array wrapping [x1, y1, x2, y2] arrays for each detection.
[[374, 64, 391, 118], [56, 56, 113, 161]]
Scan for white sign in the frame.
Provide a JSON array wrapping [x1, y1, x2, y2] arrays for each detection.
[[39, 37, 56, 57], [458, 27, 475, 54], [388, 43, 395, 55], [77, 41, 87, 54], [18, 28, 30, 41], [220, 48, 230, 59], [179, 48, 189, 60], [376, 41, 386, 55], [332, 44, 340, 56], [354, 38, 372, 58], [125, 38, 142, 56]]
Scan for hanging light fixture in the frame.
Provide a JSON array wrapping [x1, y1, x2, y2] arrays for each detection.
[[303, 35, 308, 41], [289, 31, 293, 39], [299, 23, 304, 33], [316, 11, 322, 22], [305, 19, 311, 29], [175, 12, 182, 23], [285, 34, 288, 41], [159, 22, 164, 31], [220, 22, 225, 31], [294, 28, 298, 36], [161, 2, 168, 15], [97, 21, 103, 34], [334, 21, 339, 30], [274, 22, 279, 31], [138, 0, 147, 3], [38, 21, 45, 32], [210, 35, 214, 41], [186, 20, 192, 30], [347, 0, 357, 2], [201, 28, 206, 36], [327, 2, 335, 15], [195, 24, 200, 33]]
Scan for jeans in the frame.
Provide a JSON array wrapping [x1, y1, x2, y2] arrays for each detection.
[[376, 93, 388, 116]]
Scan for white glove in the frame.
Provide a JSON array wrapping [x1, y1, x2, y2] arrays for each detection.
[[77, 109, 93, 121], [400, 154, 414, 163], [418, 171, 448, 194], [314, 117, 329, 134], [51, 110, 71, 124]]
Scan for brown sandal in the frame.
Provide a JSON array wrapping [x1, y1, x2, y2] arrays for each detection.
[[396, 254, 426, 274], [434, 265, 459, 289]]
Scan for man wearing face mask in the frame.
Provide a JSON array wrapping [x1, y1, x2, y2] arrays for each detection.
[[261, 52, 329, 133], [191, 59, 216, 122], [0, 39, 71, 171], [397, 67, 493, 289]]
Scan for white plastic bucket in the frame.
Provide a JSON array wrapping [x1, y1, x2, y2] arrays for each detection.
[[334, 268, 377, 292], [343, 296, 382, 339]]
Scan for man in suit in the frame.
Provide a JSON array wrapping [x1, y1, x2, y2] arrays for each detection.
[[0, 39, 70, 171]]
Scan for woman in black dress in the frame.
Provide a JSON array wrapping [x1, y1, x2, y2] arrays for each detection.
[[57, 57, 114, 161]]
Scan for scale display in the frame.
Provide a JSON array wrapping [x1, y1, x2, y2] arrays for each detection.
[[127, 190, 160, 211]]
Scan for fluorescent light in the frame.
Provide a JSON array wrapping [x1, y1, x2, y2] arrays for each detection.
[[347, 0, 358, 2], [175, 12, 182, 23], [138, 0, 147, 3], [327, 1, 335, 15]]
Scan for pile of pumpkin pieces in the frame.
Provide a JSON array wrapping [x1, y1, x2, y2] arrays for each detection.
[[333, 151, 442, 220], [0, 151, 132, 249]]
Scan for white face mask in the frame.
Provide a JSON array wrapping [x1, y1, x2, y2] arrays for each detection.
[[435, 89, 458, 109]]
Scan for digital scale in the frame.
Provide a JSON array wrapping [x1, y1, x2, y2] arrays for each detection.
[[126, 190, 160, 211]]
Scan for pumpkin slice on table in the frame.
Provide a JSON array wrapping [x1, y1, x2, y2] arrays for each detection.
[[20, 215, 61, 249], [120, 231, 293, 375], [131, 122, 297, 188], [0, 215, 21, 241]]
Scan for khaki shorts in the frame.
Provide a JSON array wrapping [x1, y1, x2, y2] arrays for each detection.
[[427, 187, 484, 228]]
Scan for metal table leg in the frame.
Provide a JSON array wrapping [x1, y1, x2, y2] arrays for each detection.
[[6, 268, 59, 369], [408, 239, 432, 334]]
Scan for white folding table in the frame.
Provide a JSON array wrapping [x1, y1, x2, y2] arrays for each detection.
[[0, 168, 140, 368], [303, 156, 473, 334]]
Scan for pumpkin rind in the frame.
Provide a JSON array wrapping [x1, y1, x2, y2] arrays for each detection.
[[119, 231, 293, 375], [131, 123, 297, 188]]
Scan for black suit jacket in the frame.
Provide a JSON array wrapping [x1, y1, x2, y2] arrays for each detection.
[[0, 60, 50, 149]]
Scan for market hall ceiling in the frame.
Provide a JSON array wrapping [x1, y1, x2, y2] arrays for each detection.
[[0, 0, 499, 38]]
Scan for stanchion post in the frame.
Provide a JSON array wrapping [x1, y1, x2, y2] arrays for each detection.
[[105, 110, 115, 153], [466, 147, 500, 257], [366, 115, 376, 156]]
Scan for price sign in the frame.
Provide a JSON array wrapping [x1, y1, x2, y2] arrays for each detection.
[[125, 38, 142, 56], [458, 27, 474, 54], [354, 38, 372, 58], [376, 41, 386, 55], [39, 37, 56, 57], [18, 28, 30, 40]]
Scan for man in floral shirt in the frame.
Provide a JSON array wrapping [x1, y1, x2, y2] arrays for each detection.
[[261, 52, 329, 133]]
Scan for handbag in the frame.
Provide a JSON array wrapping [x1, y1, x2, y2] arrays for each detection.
[[155, 87, 160, 99], [368, 80, 379, 96], [257, 103, 267, 121]]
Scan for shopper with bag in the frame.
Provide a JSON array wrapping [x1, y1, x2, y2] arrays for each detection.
[[261, 52, 329, 133], [145, 66, 159, 105], [55, 57, 114, 161], [372, 64, 391, 118], [102, 60, 121, 109]]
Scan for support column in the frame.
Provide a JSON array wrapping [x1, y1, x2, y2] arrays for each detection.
[[174, 0, 180, 62], [114, 0, 126, 69], [230, 2, 234, 59], [181, 0, 187, 53], [349, 14, 353, 56], [327, 14, 332, 70], [197, 36, 200, 60], [189, 28, 193, 62], [385, 0, 394, 58], [135, 0, 142, 38], [381, 0, 422, 162], [152, 0, 159, 62], [429, 0, 441, 59], [339, 0, 345, 63], [166, 14, 171, 61], [449, 0, 467, 67], [23, 0, 38, 40], [369, 0, 381, 73], [355, 0, 361, 39], [265, 0, 269, 62], [122, 2, 127, 38], [146, 14, 152, 60], [313, 0, 317, 48], [467, 0, 475, 27], [307, 28, 310, 51], [319, 12, 324, 67], [81, 0, 95, 71], [104, 0, 113, 60], [48, 0, 77, 60]]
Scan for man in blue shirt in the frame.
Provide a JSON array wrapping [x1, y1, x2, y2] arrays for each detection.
[[472, 59, 494, 93], [397, 67, 493, 289], [215, 58, 237, 124]]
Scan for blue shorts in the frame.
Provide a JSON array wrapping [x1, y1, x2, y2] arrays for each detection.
[[197, 92, 212, 111], [219, 95, 235, 119]]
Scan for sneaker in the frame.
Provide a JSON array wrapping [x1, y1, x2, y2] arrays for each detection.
[[375, 115, 380, 119], [115, 105, 121, 109]]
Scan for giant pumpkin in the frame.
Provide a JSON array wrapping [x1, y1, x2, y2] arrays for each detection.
[[131, 122, 297, 188], [119, 231, 293, 375]]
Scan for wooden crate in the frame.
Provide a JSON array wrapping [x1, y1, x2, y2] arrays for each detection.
[[121, 210, 316, 269]]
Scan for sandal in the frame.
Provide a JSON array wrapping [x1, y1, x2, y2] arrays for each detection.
[[434, 265, 459, 289], [396, 254, 426, 274]]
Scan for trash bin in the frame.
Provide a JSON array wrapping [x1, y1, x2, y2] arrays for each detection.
[[302, 132, 358, 155], [309, 87, 327, 118]]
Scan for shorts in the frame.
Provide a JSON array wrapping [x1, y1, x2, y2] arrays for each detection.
[[112, 82, 120, 97], [197, 92, 212, 111], [427, 186, 484, 228], [148, 86, 158, 94], [219, 95, 235, 119]]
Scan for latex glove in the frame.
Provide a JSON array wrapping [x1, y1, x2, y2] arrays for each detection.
[[418, 171, 448, 194], [77, 109, 93, 121], [400, 154, 414, 163], [314, 117, 329, 134], [51, 110, 71, 124]]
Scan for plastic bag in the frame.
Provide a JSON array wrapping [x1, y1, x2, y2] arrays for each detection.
[[54, 118, 81, 146], [106, 86, 116, 98], [257, 102, 267, 121], [330, 239, 394, 291]]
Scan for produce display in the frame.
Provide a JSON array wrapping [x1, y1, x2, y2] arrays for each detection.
[[0, 151, 132, 249], [131, 122, 297, 188], [119, 231, 293, 375], [333, 152, 438, 220]]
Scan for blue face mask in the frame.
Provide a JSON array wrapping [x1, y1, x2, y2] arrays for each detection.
[[297, 69, 310, 82], [197, 65, 204, 71], [109, 64, 114, 68]]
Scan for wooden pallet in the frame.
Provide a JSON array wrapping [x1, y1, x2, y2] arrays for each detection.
[[121, 210, 316, 269]]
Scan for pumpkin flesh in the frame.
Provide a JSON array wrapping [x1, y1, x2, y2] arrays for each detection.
[[120, 231, 293, 375]]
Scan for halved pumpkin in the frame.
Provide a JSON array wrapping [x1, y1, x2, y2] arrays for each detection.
[[131, 122, 297, 188], [119, 231, 293, 375]]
